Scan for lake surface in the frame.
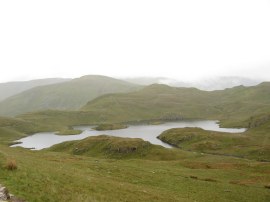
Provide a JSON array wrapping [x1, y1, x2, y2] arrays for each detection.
[[12, 120, 246, 150]]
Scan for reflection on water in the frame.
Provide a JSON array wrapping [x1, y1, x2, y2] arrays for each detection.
[[11, 120, 246, 150]]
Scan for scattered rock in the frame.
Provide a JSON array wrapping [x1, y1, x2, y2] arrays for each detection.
[[0, 186, 10, 201], [0, 184, 25, 202]]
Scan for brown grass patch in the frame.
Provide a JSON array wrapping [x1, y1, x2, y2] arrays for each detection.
[[202, 178, 218, 182], [183, 162, 242, 170], [6, 159, 17, 170], [229, 177, 264, 186], [189, 175, 218, 182]]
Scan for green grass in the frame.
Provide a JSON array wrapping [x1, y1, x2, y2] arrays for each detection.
[[0, 145, 269, 202], [0, 116, 52, 145], [158, 126, 270, 161], [48, 135, 189, 160], [0, 115, 269, 201]]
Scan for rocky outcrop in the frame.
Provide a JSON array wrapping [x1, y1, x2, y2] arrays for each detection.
[[0, 185, 25, 202], [0, 186, 10, 201]]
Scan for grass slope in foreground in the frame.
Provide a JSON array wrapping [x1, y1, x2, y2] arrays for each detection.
[[0, 140, 269, 201]]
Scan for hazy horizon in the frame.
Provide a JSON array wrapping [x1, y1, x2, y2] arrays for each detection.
[[0, 74, 268, 84], [0, 74, 265, 92], [1, 0, 270, 83]]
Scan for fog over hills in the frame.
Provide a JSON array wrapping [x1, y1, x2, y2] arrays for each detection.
[[0, 76, 262, 101], [192, 77, 262, 91], [123, 76, 262, 91]]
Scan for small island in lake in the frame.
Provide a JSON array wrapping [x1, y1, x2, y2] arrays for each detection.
[[93, 123, 128, 131]]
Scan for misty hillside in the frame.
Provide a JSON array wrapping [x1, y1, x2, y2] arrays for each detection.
[[193, 77, 262, 91], [0, 75, 140, 116], [124, 76, 261, 91], [0, 78, 70, 101], [123, 77, 190, 87]]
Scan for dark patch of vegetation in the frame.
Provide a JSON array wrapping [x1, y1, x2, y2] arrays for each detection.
[[247, 114, 270, 128], [189, 175, 217, 183]]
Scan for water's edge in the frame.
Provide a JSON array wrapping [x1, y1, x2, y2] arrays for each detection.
[[11, 120, 246, 150]]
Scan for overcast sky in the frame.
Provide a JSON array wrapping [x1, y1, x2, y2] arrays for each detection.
[[0, 0, 270, 82]]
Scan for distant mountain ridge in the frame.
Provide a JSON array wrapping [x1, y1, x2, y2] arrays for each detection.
[[0, 78, 71, 101], [0, 75, 140, 116], [0, 75, 268, 120]]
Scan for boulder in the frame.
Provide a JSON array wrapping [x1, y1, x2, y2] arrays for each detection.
[[0, 185, 10, 201]]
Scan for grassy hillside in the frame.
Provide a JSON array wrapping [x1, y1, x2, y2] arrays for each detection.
[[0, 116, 51, 145], [0, 144, 269, 201], [15, 82, 270, 134], [94, 123, 128, 131], [0, 75, 140, 116], [158, 127, 270, 161], [0, 78, 70, 101], [81, 82, 270, 126], [81, 84, 217, 121]]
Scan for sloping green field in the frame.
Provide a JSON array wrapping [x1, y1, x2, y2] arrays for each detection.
[[0, 141, 270, 202]]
